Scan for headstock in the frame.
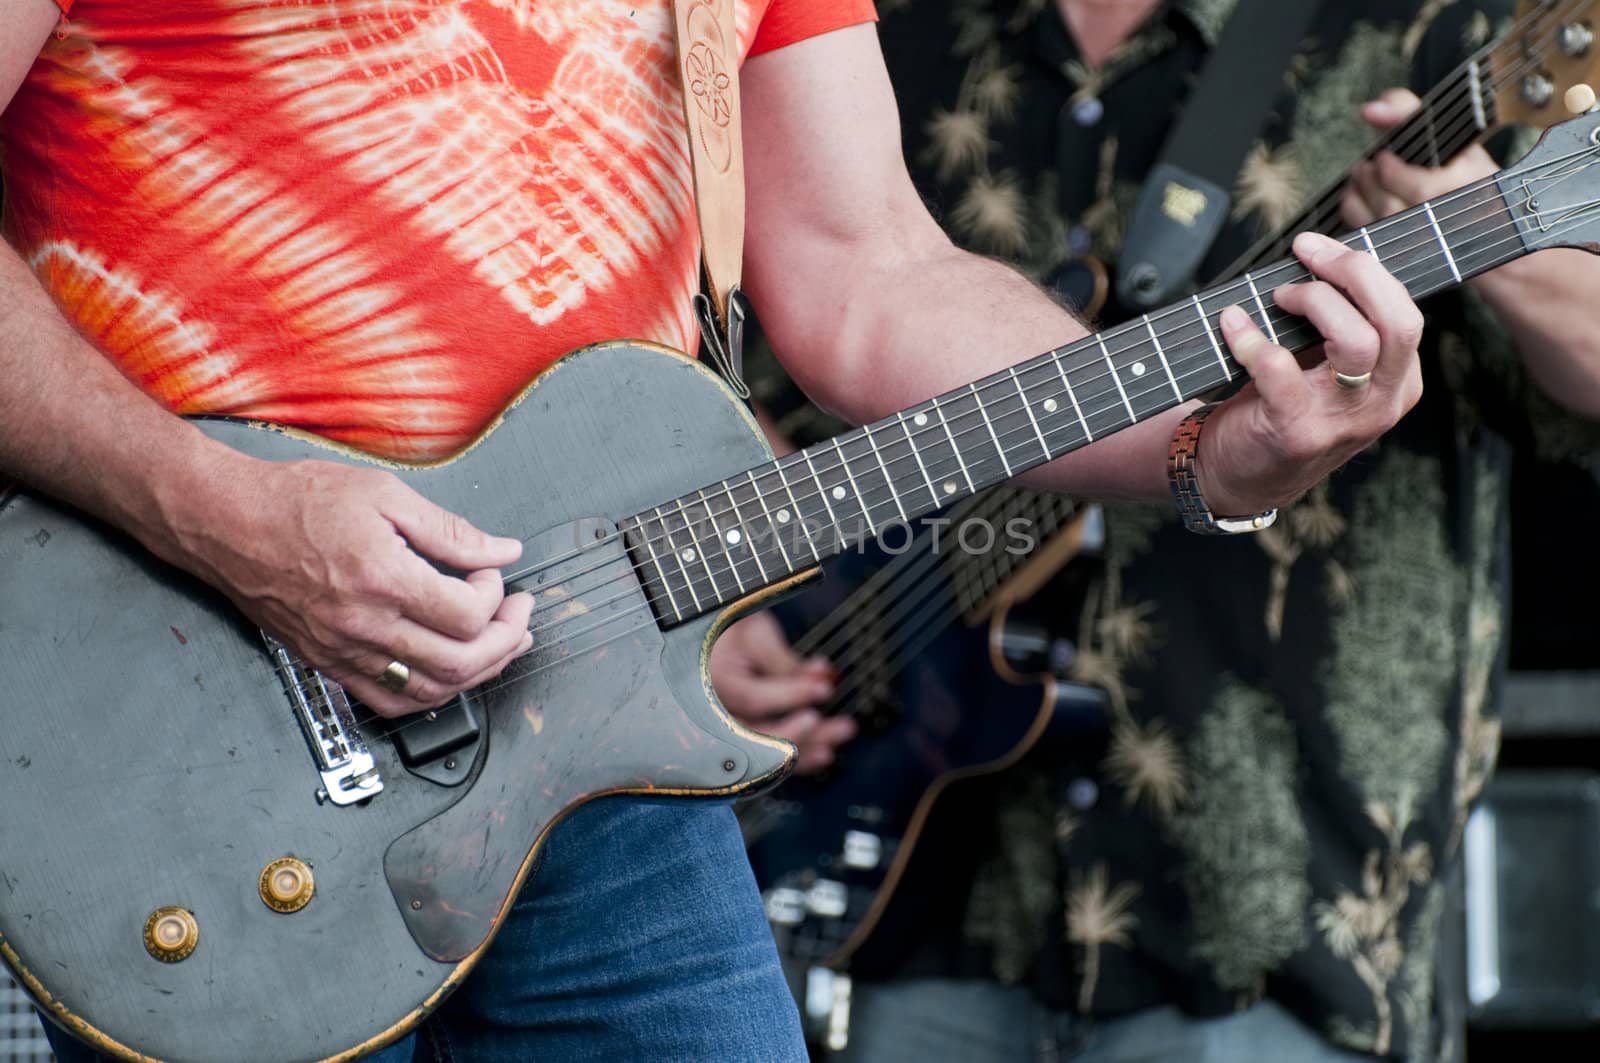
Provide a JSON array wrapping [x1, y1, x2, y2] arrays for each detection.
[[1492, 0, 1600, 129], [1498, 110, 1600, 254]]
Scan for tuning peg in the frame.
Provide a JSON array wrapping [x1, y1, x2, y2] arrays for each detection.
[[1558, 22, 1594, 58], [1566, 83, 1598, 115]]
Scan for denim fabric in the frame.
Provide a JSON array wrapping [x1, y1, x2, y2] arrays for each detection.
[[44, 798, 805, 1063], [835, 978, 1378, 1063]]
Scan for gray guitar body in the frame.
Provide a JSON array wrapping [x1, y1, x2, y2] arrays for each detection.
[[0, 341, 797, 1062]]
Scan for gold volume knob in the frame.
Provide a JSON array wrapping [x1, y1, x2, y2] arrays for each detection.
[[260, 857, 315, 913], [144, 907, 199, 963]]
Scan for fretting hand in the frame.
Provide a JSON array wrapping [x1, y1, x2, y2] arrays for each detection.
[[1342, 88, 1499, 225], [1193, 231, 1426, 517]]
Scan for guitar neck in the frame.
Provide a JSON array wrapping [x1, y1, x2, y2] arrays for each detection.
[[626, 172, 1530, 627]]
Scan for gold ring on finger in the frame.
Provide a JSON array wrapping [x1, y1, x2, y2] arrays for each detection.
[[1332, 368, 1373, 390], [376, 659, 411, 693]]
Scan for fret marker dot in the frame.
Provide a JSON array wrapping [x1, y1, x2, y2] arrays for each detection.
[[913, 413, 929, 427], [1043, 398, 1059, 413], [725, 529, 742, 546], [832, 486, 847, 501], [681, 549, 696, 562], [776, 509, 791, 524], [1131, 361, 1147, 377], [943, 481, 957, 495]]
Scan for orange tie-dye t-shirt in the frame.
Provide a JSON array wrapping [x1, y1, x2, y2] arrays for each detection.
[[2, 1, 874, 460]]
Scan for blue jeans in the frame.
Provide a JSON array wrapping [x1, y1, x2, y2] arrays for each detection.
[[834, 978, 1377, 1062], [43, 798, 805, 1062]]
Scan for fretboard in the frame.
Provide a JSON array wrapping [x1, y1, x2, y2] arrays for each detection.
[[625, 174, 1525, 626]]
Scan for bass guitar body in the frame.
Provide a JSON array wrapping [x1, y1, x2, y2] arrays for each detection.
[[0, 342, 796, 1063]]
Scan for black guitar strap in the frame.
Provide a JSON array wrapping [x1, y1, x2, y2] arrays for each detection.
[[1114, 0, 1324, 311]]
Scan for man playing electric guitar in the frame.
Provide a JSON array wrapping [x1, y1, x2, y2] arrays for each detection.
[[2, 0, 1458, 1058]]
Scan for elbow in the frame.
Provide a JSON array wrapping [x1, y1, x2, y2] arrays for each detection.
[[748, 217, 958, 426]]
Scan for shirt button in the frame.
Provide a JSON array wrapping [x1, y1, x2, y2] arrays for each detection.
[[1067, 777, 1099, 810], [1071, 96, 1104, 127]]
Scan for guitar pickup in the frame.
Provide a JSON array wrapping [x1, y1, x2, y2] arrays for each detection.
[[391, 698, 480, 768]]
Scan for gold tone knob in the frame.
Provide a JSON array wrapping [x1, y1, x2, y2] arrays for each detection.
[[260, 857, 315, 913], [144, 907, 199, 963], [1566, 83, 1597, 115]]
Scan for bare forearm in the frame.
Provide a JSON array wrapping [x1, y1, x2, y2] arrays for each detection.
[[0, 243, 246, 555], [1471, 249, 1600, 417]]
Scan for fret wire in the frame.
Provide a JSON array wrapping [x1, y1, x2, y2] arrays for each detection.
[[630, 515, 684, 622], [971, 382, 1014, 478], [1093, 333, 1136, 422], [832, 438, 876, 538], [1244, 273, 1278, 344], [772, 462, 823, 561], [1143, 313, 1184, 403], [684, 494, 729, 598], [801, 450, 846, 548], [1192, 295, 1232, 380], [653, 504, 704, 613], [861, 422, 909, 523], [1009, 366, 1053, 463], [720, 481, 770, 586], [896, 410, 943, 507], [1467, 59, 1488, 131], [699, 486, 756, 593], [745, 469, 793, 570], [931, 395, 976, 492], [1051, 350, 1095, 441], [1359, 226, 1378, 256], [1422, 200, 1463, 283]]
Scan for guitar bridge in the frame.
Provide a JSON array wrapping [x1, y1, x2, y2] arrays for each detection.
[[264, 634, 384, 805]]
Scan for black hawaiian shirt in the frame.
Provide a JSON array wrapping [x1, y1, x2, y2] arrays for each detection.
[[743, 1, 1600, 1059]]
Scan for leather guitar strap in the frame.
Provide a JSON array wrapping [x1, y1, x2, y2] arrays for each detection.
[[672, 0, 751, 397]]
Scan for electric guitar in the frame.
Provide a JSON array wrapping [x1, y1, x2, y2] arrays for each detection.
[[3, 118, 1599, 1063]]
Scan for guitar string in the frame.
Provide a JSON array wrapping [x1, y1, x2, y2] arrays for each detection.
[[791, 488, 1023, 659], [364, 29, 1600, 737], [496, 118, 1587, 596], [419, 25, 1575, 609], [770, 49, 1535, 709], [797, 491, 1074, 675], [286, 136, 1600, 694], [494, 6, 1576, 578], [511, 139, 1600, 610], [1224, 0, 1593, 272], [757, 31, 1548, 676], [416, 58, 1534, 653], [363, 184, 1600, 739], [448, 82, 1568, 618]]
